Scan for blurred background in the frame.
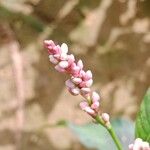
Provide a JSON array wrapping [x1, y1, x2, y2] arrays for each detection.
[[0, 0, 150, 149]]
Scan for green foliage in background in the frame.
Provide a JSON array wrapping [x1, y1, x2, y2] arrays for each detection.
[[135, 88, 150, 142], [68, 118, 134, 150], [0, 5, 44, 32]]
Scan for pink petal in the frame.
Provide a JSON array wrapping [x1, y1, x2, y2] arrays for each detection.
[[134, 139, 145, 150], [142, 142, 150, 150], [61, 43, 68, 54], [77, 60, 83, 69], [101, 113, 110, 123], [79, 81, 86, 88], [79, 70, 86, 78], [84, 106, 95, 115], [71, 65, 80, 76], [71, 77, 82, 84], [85, 79, 93, 87], [53, 54, 60, 59], [60, 53, 68, 60], [49, 55, 58, 64], [55, 65, 66, 72], [67, 54, 75, 65], [70, 87, 80, 96], [83, 70, 92, 81], [65, 80, 75, 88], [59, 61, 69, 68], [128, 144, 134, 150], [81, 88, 91, 95], [91, 101, 100, 109], [44, 40, 55, 47], [79, 101, 88, 110], [92, 91, 100, 102], [51, 45, 61, 54]]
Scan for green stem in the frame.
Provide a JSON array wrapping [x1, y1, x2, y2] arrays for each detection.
[[107, 126, 123, 150], [95, 115, 123, 150]]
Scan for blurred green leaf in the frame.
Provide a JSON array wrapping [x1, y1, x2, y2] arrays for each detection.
[[0, 5, 44, 32], [56, 120, 68, 126], [135, 88, 150, 142], [68, 118, 134, 150]]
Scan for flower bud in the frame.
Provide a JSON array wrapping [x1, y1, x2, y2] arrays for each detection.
[[91, 101, 100, 110], [80, 101, 88, 110], [61, 43, 68, 54], [65, 80, 75, 88], [70, 87, 80, 96], [81, 88, 91, 95], [83, 70, 92, 81], [85, 79, 93, 87], [128, 144, 134, 150], [52, 45, 61, 54], [53, 54, 60, 59], [55, 65, 66, 72], [59, 61, 69, 68], [142, 142, 150, 150], [44, 40, 55, 47], [71, 77, 82, 84], [84, 106, 95, 115], [101, 113, 110, 123], [49, 55, 58, 64], [128, 138, 150, 150], [67, 54, 75, 65], [92, 91, 100, 102], [77, 60, 83, 69], [60, 53, 68, 60]]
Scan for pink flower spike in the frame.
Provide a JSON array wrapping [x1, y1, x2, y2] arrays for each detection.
[[77, 60, 83, 69], [49, 55, 58, 64], [91, 101, 100, 110], [92, 91, 100, 102], [61, 43, 68, 54], [65, 79, 75, 88], [55, 65, 66, 73], [84, 70, 92, 81], [59, 61, 69, 68], [71, 77, 82, 84], [79, 101, 88, 110]]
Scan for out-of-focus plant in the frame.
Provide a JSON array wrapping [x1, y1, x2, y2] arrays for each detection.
[[44, 40, 150, 150], [0, 5, 44, 32]]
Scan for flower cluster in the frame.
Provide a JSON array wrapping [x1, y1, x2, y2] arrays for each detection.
[[129, 138, 150, 150], [44, 40, 102, 117]]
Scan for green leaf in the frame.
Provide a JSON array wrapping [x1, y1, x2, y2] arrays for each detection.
[[0, 5, 44, 32], [68, 118, 134, 150], [135, 88, 150, 142]]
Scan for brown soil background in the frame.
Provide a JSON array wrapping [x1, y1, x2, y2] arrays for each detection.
[[0, 0, 150, 149]]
